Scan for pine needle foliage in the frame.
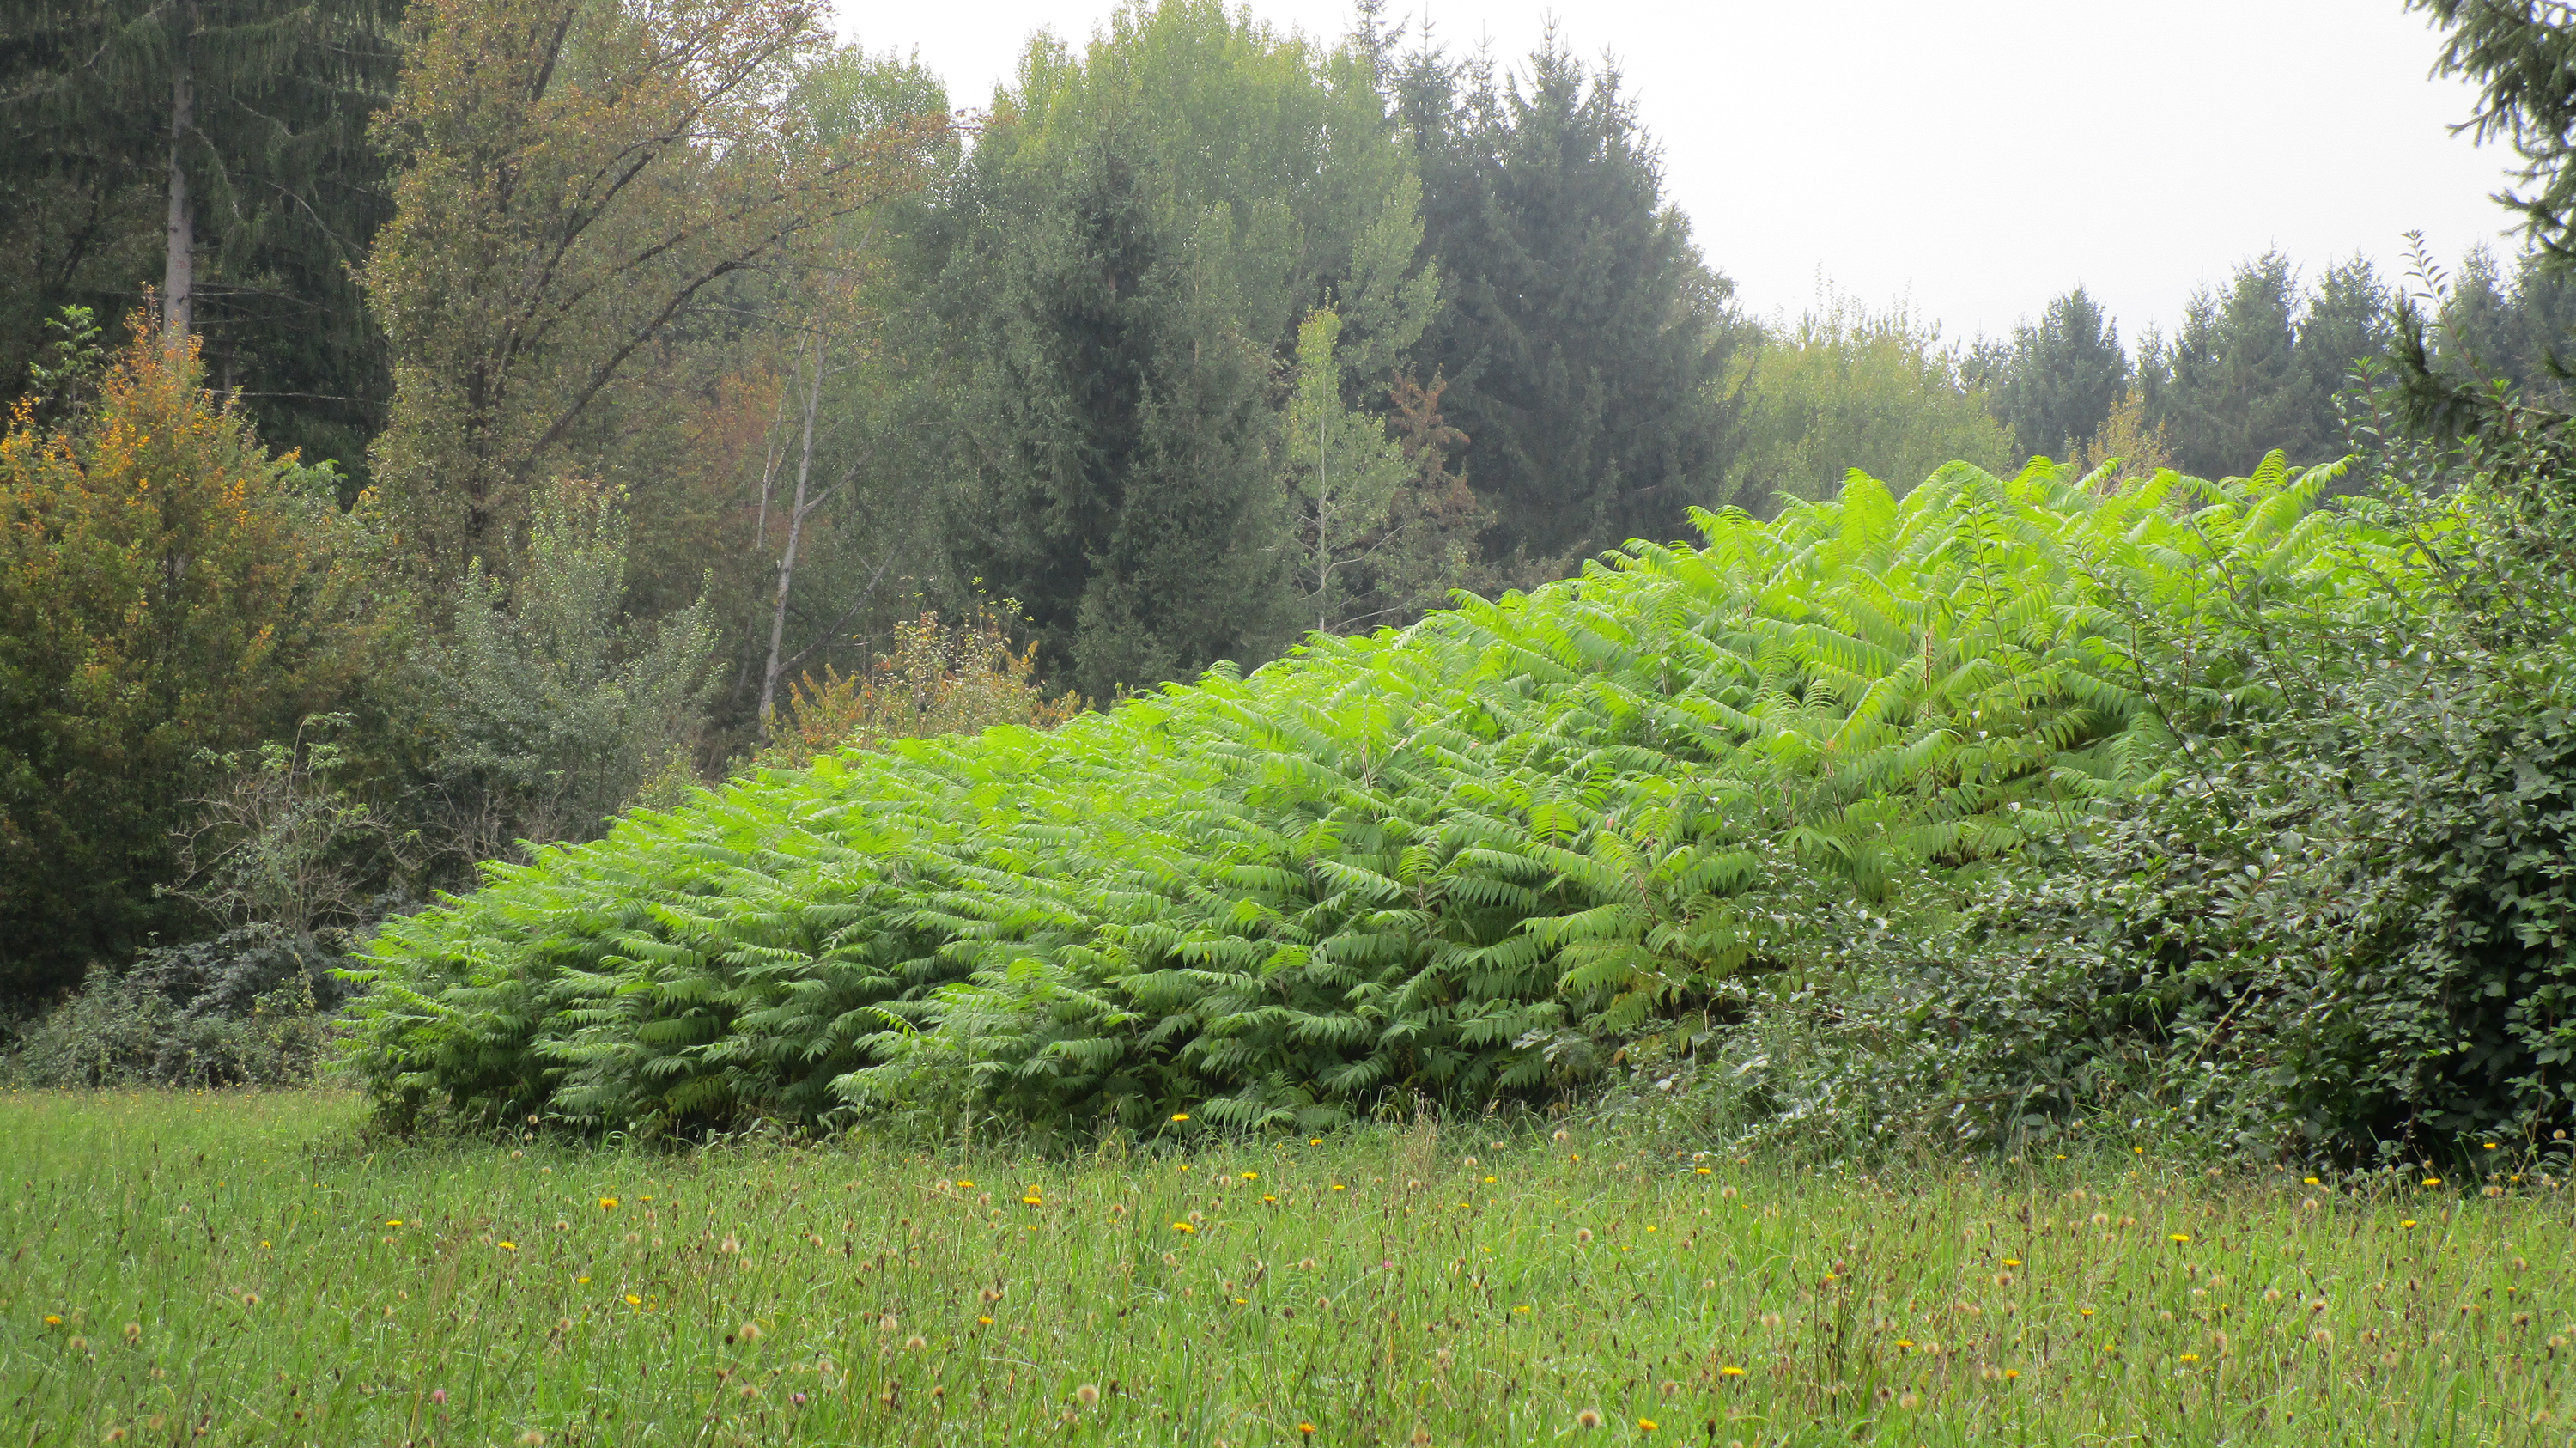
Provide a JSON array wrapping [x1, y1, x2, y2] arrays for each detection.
[[346, 456, 2388, 1135]]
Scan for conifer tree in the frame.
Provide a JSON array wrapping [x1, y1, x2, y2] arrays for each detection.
[[1988, 287, 2127, 462], [927, 0, 1438, 695], [0, 0, 400, 479], [2147, 253, 2320, 477], [1394, 39, 1741, 563]]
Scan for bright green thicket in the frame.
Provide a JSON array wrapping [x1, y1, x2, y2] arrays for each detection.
[[6, 1090, 2573, 1447], [349, 458, 2391, 1135]]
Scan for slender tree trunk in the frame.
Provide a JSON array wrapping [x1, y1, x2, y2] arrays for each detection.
[[163, 2, 195, 337], [756, 336, 824, 738]]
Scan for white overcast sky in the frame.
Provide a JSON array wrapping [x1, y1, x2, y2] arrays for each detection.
[[835, 0, 2525, 346]]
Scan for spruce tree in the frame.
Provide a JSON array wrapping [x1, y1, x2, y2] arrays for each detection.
[[0, 0, 399, 481], [1394, 40, 1741, 564], [1989, 287, 2127, 462], [926, 0, 1438, 697], [2149, 253, 2319, 477]]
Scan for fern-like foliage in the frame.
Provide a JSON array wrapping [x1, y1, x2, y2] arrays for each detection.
[[346, 458, 2397, 1134]]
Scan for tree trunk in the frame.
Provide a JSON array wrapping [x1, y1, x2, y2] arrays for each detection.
[[756, 336, 825, 739], [163, 2, 195, 337]]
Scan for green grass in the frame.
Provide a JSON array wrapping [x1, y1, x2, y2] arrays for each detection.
[[3, 1090, 2572, 1446]]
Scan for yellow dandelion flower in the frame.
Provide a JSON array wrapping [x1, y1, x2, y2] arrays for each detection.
[[1638, 1417, 1659, 1433], [977, 1316, 993, 1326], [1719, 1366, 1746, 1378], [1171, 1221, 1195, 1234], [599, 1197, 618, 1209], [955, 1179, 975, 1189], [1484, 1176, 1497, 1183], [2168, 1233, 2190, 1244], [2422, 1177, 2441, 1187], [2401, 1219, 2419, 1228], [2002, 1258, 2021, 1267], [2178, 1353, 2202, 1364], [1022, 1196, 1042, 1207], [626, 1295, 641, 1306], [1171, 1113, 1189, 1123], [1241, 1171, 1258, 1182], [1512, 1305, 1531, 1314], [2004, 1368, 2021, 1380], [1331, 1183, 1346, 1192], [43, 1315, 61, 1327], [1694, 1166, 1711, 1175], [1297, 1424, 1317, 1437], [386, 1220, 402, 1227], [498, 1241, 517, 1251], [2304, 1177, 2320, 1184], [1263, 1196, 1277, 1203]]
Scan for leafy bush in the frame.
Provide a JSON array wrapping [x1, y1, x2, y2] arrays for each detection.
[[1698, 411, 2576, 1161], [755, 609, 1082, 770], [349, 457, 2373, 1138], [0, 314, 378, 1000], [3, 928, 337, 1088], [408, 479, 719, 868]]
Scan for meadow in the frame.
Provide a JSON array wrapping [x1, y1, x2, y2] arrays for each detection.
[[3, 1091, 2572, 1445]]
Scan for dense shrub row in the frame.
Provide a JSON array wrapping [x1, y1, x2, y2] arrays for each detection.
[[349, 457, 2405, 1142]]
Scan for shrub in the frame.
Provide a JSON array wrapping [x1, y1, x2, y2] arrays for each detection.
[[3, 928, 337, 1089], [755, 608, 1081, 770], [0, 314, 377, 1001], [347, 457, 2374, 1138]]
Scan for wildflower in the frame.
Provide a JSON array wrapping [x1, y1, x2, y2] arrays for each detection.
[[1695, 1166, 1711, 1175], [1895, 1338, 1914, 1349], [1331, 1183, 1346, 1192], [1264, 1196, 1277, 1204], [498, 1241, 516, 1251], [2002, 1258, 2021, 1267], [2422, 1177, 2441, 1187], [2303, 1177, 2320, 1184], [386, 1220, 403, 1227], [2003, 1369, 2020, 1380], [955, 1180, 974, 1189], [431, 1390, 447, 1405], [1172, 1222, 1195, 1234], [1171, 1113, 1189, 1123], [1575, 1408, 1604, 1428], [626, 1295, 641, 1307], [1719, 1366, 1746, 1378], [1485, 1176, 1498, 1184], [1241, 1172, 1258, 1182], [1575, 1227, 1594, 1244], [2178, 1354, 2201, 1364], [1298, 1425, 1317, 1438], [977, 1316, 993, 1326], [2401, 1220, 2419, 1229], [42, 1316, 60, 1327], [1638, 1417, 1659, 1433], [599, 1198, 617, 1210], [1023, 1195, 1042, 1208], [1075, 1384, 1101, 1407], [2168, 1233, 2190, 1244]]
